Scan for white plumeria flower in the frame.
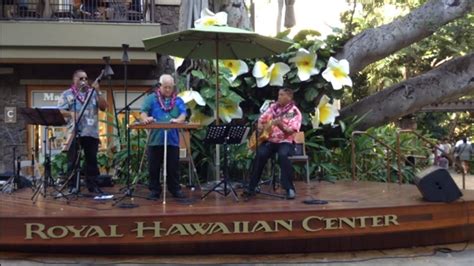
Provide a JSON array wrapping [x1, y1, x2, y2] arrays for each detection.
[[288, 48, 320, 81], [178, 90, 206, 106], [222, 60, 248, 82], [310, 95, 339, 128], [173, 57, 184, 71], [218, 99, 243, 123], [194, 8, 228, 27], [252, 61, 290, 88], [322, 57, 352, 90]]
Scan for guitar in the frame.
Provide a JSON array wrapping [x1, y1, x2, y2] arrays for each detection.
[[62, 70, 105, 152], [248, 117, 289, 151], [247, 110, 298, 151], [247, 121, 272, 151]]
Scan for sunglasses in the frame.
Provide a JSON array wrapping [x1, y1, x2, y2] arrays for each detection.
[[78, 76, 88, 81]]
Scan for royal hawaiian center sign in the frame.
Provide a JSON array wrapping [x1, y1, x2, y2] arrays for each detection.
[[23, 214, 399, 241]]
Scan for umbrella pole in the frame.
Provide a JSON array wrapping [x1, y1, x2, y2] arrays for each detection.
[[215, 37, 220, 181]]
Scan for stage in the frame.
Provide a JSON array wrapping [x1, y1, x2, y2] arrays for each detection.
[[1, 180, 473, 255]]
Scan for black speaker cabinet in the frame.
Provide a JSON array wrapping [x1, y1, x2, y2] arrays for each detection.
[[414, 166, 462, 202]]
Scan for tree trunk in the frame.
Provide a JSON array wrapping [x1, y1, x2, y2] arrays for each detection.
[[336, 0, 473, 74], [212, 0, 251, 29], [277, 0, 283, 33], [340, 53, 474, 130], [179, 0, 208, 30]]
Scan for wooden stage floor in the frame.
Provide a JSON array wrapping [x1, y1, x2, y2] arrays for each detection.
[[1, 180, 474, 255]]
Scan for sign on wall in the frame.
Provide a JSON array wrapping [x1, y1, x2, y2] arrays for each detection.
[[31, 91, 63, 107], [4, 107, 16, 123]]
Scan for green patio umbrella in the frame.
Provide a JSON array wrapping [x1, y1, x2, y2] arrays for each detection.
[[142, 25, 292, 124], [142, 25, 292, 181], [143, 25, 292, 60]]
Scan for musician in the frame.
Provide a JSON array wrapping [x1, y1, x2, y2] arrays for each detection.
[[140, 74, 187, 200], [243, 88, 302, 199], [58, 69, 108, 194]]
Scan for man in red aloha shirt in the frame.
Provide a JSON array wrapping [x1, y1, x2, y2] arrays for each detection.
[[244, 88, 302, 200]]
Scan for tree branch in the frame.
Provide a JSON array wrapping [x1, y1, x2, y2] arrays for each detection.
[[340, 53, 474, 130], [336, 0, 473, 74]]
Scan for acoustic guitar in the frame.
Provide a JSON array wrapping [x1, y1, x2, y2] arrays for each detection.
[[247, 121, 273, 151], [248, 116, 289, 151]]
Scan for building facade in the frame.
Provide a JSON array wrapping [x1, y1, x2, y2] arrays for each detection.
[[0, 0, 180, 173]]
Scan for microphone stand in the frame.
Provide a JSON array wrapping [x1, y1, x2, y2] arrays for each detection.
[[103, 56, 120, 142], [113, 44, 142, 208], [0, 127, 25, 193]]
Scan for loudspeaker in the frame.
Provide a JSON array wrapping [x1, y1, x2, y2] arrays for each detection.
[[414, 166, 462, 202]]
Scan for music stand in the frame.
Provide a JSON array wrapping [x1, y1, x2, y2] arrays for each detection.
[[19, 108, 67, 203], [201, 125, 249, 201]]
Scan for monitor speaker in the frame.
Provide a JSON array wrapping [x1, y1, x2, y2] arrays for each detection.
[[414, 166, 462, 202]]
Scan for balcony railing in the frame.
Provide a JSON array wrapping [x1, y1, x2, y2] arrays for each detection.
[[1, 0, 156, 23]]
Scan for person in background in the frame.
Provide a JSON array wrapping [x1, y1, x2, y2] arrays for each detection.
[[441, 138, 453, 167], [140, 74, 187, 200], [454, 137, 473, 175], [434, 140, 443, 166]]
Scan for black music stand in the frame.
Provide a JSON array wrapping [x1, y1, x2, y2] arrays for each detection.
[[201, 125, 249, 201], [19, 108, 67, 203]]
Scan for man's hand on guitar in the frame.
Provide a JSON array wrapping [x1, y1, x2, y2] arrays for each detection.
[[273, 118, 293, 135], [274, 119, 283, 128]]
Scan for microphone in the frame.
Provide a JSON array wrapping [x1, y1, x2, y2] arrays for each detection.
[[79, 80, 88, 89], [259, 100, 274, 113]]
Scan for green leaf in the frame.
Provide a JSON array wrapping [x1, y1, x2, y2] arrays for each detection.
[[275, 29, 292, 39], [304, 87, 319, 102], [191, 70, 205, 79], [200, 86, 215, 99], [293, 29, 322, 43], [227, 91, 244, 103]]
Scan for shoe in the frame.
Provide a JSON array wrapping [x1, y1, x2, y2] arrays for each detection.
[[147, 191, 161, 200], [286, 189, 296, 200], [171, 190, 186, 199]]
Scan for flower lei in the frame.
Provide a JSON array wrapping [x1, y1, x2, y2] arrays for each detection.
[[270, 101, 295, 118], [70, 84, 91, 104], [156, 89, 177, 112]]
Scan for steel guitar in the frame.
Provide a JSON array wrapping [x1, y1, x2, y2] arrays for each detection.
[[130, 122, 201, 204], [129, 122, 201, 130]]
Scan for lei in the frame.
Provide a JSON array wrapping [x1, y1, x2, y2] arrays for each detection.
[[156, 89, 177, 112], [270, 101, 295, 118], [70, 85, 91, 104]]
